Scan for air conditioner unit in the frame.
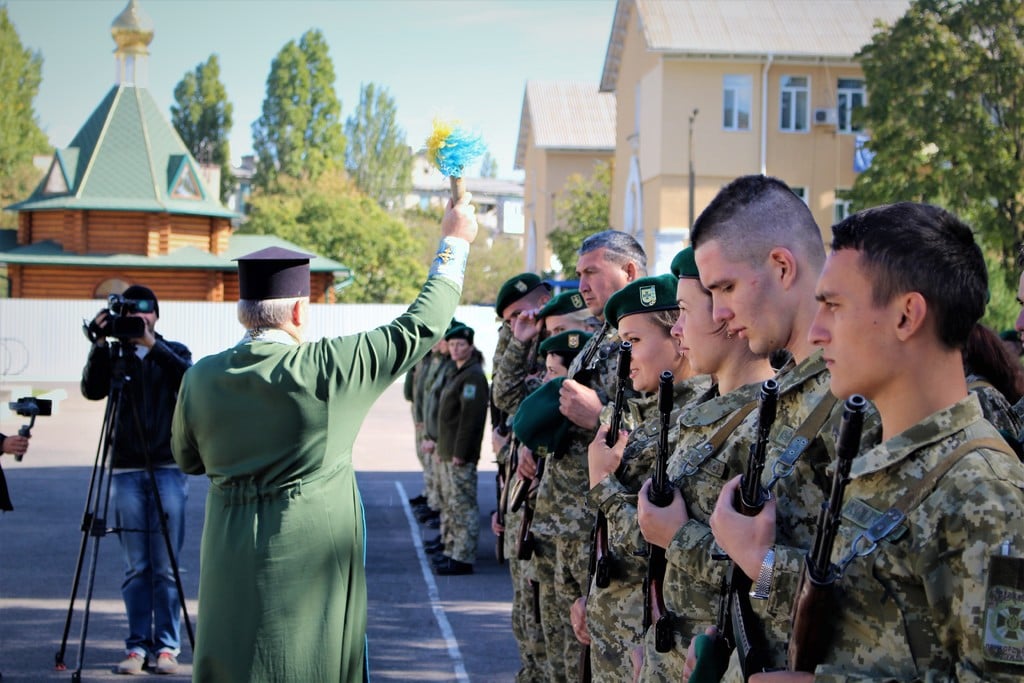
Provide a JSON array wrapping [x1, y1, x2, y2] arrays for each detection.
[[813, 107, 838, 127]]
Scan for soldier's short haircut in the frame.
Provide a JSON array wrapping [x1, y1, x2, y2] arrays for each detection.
[[690, 175, 824, 270], [578, 230, 648, 276], [237, 297, 304, 330], [830, 202, 987, 350]]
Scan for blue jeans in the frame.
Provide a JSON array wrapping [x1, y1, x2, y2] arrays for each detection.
[[112, 468, 188, 657]]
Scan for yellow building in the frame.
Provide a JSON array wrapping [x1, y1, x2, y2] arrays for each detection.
[[600, 0, 909, 272], [515, 81, 616, 274]]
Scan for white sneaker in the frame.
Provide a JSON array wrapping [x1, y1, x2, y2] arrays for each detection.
[[115, 652, 145, 675]]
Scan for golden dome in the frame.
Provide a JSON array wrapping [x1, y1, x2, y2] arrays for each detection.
[[110, 0, 154, 56]]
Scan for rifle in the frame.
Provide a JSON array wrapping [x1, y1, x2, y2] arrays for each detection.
[[495, 429, 516, 564], [516, 450, 543, 561], [579, 341, 632, 682], [594, 341, 632, 587], [690, 378, 779, 683], [643, 371, 676, 653], [788, 394, 865, 672]]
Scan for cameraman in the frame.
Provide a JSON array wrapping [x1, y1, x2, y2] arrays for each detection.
[[81, 285, 192, 676]]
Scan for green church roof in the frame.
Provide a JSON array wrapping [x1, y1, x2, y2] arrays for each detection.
[[8, 85, 237, 219], [0, 229, 350, 276]]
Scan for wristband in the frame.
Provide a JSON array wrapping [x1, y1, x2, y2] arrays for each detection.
[[749, 547, 775, 600], [429, 236, 470, 288]]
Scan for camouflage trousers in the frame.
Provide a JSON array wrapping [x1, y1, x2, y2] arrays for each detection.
[[424, 444, 442, 511], [502, 505, 546, 683], [586, 560, 646, 681], [535, 527, 591, 683], [637, 615, 686, 683], [438, 459, 479, 564]]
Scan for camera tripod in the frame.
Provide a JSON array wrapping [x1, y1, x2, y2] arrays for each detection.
[[54, 341, 194, 681]]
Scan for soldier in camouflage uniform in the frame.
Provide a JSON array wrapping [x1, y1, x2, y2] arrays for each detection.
[[433, 324, 489, 575], [517, 230, 647, 682], [626, 248, 774, 682], [636, 177, 880, 682], [710, 202, 1024, 680], [489, 273, 551, 681], [419, 336, 454, 524], [580, 274, 708, 680]]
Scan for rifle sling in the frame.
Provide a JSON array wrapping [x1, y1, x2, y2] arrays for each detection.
[[772, 394, 840, 478], [681, 401, 757, 475], [863, 436, 1016, 547]]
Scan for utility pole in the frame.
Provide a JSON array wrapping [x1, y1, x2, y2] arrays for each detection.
[[688, 108, 699, 229]]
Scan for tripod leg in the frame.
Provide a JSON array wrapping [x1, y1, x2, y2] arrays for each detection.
[[144, 468, 195, 651], [55, 393, 117, 670]]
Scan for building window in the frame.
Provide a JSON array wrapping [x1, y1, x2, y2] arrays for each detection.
[[791, 186, 808, 205], [780, 76, 810, 132], [723, 75, 752, 131], [837, 78, 866, 134], [834, 190, 853, 223]]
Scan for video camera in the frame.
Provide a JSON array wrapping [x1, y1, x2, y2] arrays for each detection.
[[8, 396, 51, 461], [83, 294, 152, 342]]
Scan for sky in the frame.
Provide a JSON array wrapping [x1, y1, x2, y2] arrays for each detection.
[[6, 0, 618, 180]]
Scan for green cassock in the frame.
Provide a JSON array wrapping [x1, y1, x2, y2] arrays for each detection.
[[171, 277, 459, 683]]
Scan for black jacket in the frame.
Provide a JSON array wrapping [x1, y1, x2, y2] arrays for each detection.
[[81, 336, 192, 469]]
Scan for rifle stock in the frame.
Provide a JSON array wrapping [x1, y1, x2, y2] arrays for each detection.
[[788, 394, 866, 672]]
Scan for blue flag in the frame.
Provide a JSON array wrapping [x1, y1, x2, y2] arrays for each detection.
[[854, 134, 875, 173]]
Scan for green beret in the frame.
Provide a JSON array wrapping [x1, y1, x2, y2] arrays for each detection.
[[603, 274, 679, 328], [495, 273, 546, 317], [513, 378, 571, 455], [537, 289, 587, 319], [671, 247, 700, 279], [539, 330, 592, 356], [445, 318, 464, 336], [444, 323, 474, 344]]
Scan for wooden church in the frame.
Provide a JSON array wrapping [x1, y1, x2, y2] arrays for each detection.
[[0, 0, 347, 303]]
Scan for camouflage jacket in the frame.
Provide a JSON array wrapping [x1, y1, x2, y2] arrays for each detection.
[[531, 323, 622, 542], [491, 333, 545, 417], [669, 350, 881, 669], [587, 376, 713, 591], [967, 373, 1023, 438], [805, 394, 1024, 682]]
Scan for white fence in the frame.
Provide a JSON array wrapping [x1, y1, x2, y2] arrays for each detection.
[[0, 299, 501, 384]]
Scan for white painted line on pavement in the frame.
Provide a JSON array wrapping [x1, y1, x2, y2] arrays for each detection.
[[395, 480, 470, 683]]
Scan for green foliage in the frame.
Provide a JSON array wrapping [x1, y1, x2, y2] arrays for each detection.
[[171, 54, 234, 201], [344, 82, 412, 209], [243, 175, 422, 303], [478, 151, 498, 178], [982, 253, 1020, 333], [851, 0, 1024, 284], [548, 160, 612, 276], [252, 30, 345, 192], [0, 6, 50, 228], [402, 205, 525, 305]]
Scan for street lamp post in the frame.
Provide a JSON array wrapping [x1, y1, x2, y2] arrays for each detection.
[[688, 108, 699, 229]]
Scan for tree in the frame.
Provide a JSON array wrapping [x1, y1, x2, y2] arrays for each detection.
[[343, 82, 412, 209], [0, 6, 50, 228], [478, 151, 498, 178], [171, 55, 234, 201], [252, 29, 345, 191], [548, 161, 612, 276], [850, 0, 1024, 277], [243, 175, 422, 303]]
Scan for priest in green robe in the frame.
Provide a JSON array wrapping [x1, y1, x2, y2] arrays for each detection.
[[170, 197, 477, 683]]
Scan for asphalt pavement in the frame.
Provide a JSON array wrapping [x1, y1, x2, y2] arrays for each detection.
[[0, 381, 518, 682]]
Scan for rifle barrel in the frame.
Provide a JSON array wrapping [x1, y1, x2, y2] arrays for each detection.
[[648, 371, 675, 507], [605, 342, 633, 447], [738, 378, 780, 514]]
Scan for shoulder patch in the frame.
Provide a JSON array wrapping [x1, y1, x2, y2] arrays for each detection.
[[462, 384, 477, 400], [984, 553, 1024, 672]]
